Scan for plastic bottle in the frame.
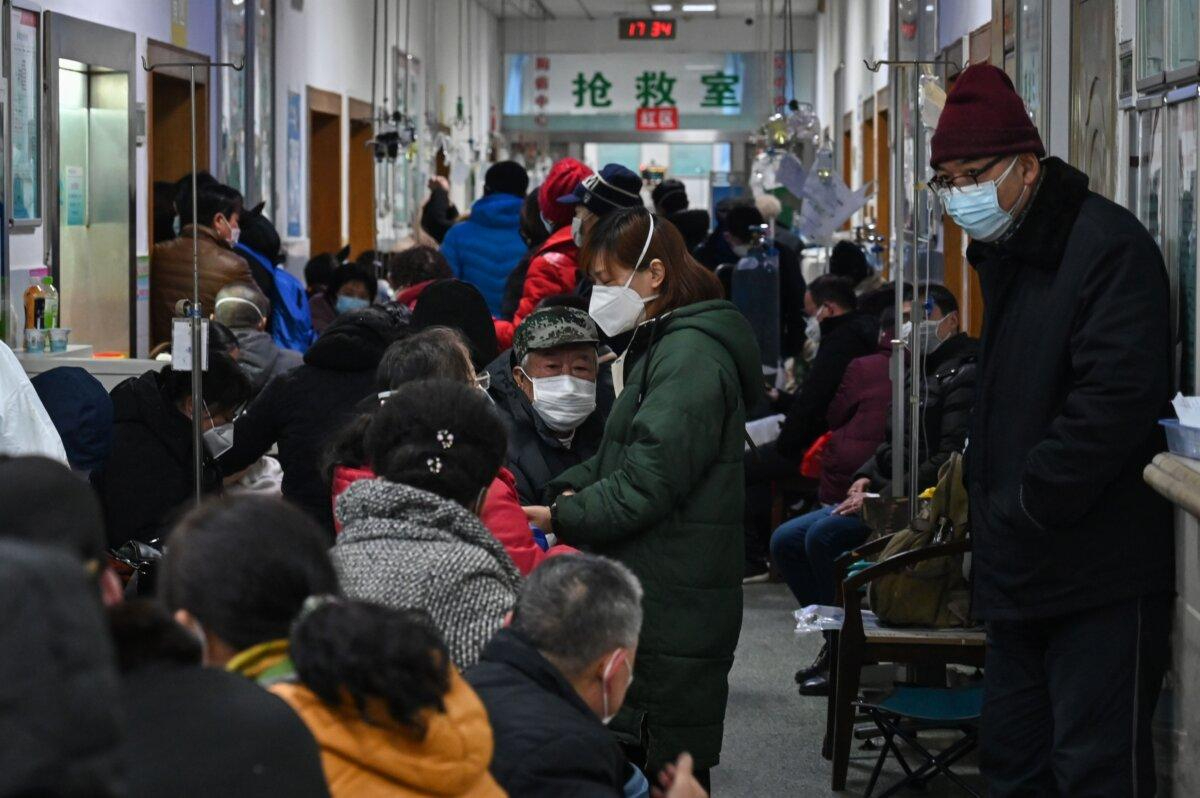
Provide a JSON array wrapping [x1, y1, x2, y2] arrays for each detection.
[[40, 276, 58, 329], [23, 280, 45, 330]]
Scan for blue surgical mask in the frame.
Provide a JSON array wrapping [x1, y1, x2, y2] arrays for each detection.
[[335, 295, 371, 315], [936, 157, 1027, 243]]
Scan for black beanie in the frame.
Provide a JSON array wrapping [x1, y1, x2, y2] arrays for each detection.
[[484, 161, 530, 198]]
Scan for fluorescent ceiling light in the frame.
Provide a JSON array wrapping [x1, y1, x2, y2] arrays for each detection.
[[681, 3, 716, 11], [650, 3, 674, 11]]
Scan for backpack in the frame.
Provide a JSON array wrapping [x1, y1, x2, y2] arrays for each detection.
[[867, 452, 972, 628], [268, 266, 316, 353], [235, 243, 315, 353]]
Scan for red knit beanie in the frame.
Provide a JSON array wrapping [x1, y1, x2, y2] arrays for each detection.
[[929, 64, 1045, 167], [538, 157, 592, 230]]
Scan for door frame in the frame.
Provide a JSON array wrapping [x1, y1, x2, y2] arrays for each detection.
[[306, 85, 343, 255], [145, 39, 210, 253], [346, 96, 374, 258], [44, 11, 136, 353]]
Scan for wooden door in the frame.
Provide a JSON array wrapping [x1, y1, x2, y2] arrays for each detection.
[[347, 98, 375, 259], [308, 86, 343, 256], [146, 40, 210, 245], [842, 113, 853, 231], [876, 108, 891, 275], [1070, 0, 1117, 199]]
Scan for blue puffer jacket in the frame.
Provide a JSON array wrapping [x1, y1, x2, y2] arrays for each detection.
[[440, 193, 527, 317]]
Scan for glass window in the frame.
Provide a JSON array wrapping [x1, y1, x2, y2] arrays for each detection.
[[1170, 0, 1199, 72], [250, 0, 273, 215], [1018, 0, 1046, 133], [219, 0, 246, 192], [1140, 0, 1166, 78], [1171, 100, 1197, 391], [1140, 108, 1163, 245]]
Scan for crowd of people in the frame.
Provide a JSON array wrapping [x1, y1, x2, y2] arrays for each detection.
[[0, 62, 1178, 797]]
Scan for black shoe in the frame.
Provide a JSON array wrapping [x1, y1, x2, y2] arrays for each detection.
[[794, 641, 829, 684], [742, 559, 770, 584], [799, 673, 829, 697]]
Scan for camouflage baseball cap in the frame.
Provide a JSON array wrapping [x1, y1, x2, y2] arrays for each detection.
[[513, 306, 600, 364]]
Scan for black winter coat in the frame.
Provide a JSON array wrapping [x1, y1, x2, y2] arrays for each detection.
[[966, 157, 1173, 620], [220, 308, 408, 534], [92, 369, 222, 546], [120, 665, 329, 797], [465, 629, 628, 797], [776, 311, 880, 461], [857, 332, 978, 495], [484, 351, 607, 504], [0, 541, 124, 797]]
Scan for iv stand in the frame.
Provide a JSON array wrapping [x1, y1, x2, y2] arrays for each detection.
[[864, 55, 957, 515], [141, 56, 244, 505]]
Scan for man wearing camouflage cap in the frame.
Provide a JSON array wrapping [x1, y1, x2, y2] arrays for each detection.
[[485, 304, 607, 504]]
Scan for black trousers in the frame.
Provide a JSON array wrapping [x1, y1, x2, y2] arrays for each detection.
[[743, 442, 800, 563], [981, 593, 1172, 797]]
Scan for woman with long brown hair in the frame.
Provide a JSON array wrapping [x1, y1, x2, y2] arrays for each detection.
[[524, 207, 764, 787]]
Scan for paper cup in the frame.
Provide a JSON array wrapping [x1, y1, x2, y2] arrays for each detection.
[[23, 328, 45, 354], [48, 328, 71, 352]]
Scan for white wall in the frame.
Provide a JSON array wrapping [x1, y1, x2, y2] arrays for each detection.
[[7, 0, 218, 298], [274, 0, 502, 261]]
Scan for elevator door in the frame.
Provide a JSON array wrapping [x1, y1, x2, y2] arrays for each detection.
[[46, 14, 135, 356]]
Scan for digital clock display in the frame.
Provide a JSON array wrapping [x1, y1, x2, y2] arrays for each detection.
[[619, 17, 676, 40]]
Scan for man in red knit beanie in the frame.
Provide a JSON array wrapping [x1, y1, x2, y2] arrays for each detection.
[[931, 64, 1171, 795]]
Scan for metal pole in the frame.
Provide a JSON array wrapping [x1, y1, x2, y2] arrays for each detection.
[[908, 63, 923, 508], [141, 55, 244, 505], [888, 75, 906, 497], [189, 64, 203, 505]]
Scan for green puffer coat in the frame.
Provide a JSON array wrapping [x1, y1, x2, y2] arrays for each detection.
[[548, 299, 765, 771]]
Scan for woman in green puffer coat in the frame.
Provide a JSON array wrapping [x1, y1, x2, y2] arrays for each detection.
[[524, 207, 765, 785]]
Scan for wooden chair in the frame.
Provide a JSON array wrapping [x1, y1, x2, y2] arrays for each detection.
[[822, 535, 985, 791], [769, 473, 818, 531]]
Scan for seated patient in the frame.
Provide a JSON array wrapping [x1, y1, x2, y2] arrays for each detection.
[[331, 378, 521, 668], [485, 306, 607, 504], [271, 598, 503, 798]]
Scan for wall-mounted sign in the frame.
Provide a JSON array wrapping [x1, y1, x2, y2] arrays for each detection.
[[10, 6, 40, 225], [504, 52, 744, 118], [636, 107, 678, 130], [619, 17, 676, 40]]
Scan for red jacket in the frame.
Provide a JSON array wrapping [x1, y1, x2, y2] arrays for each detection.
[[493, 227, 580, 349], [820, 345, 892, 505], [330, 464, 572, 575], [395, 279, 436, 311]]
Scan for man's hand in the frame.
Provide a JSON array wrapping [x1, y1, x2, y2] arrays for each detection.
[[523, 505, 552, 532], [652, 753, 708, 798], [428, 176, 450, 192], [834, 492, 866, 517], [847, 477, 872, 496]]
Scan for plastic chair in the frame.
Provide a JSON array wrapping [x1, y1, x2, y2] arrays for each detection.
[[854, 685, 983, 798]]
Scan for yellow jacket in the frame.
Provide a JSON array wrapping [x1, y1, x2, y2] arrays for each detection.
[[271, 670, 505, 797]]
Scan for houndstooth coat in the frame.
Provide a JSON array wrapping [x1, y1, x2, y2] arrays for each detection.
[[332, 478, 522, 668]]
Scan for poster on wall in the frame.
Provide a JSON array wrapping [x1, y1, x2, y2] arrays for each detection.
[[286, 90, 301, 238], [11, 7, 40, 224]]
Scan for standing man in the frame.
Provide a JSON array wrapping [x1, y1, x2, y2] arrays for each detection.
[[441, 161, 531, 317], [930, 64, 1172, 795]]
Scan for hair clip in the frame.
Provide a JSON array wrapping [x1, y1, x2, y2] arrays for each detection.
[[426, 456, 443, 474], [436, 429, 455, 449]]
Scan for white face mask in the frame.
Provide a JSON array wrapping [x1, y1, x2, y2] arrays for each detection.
[[600, 650, 634, 725], [229, 224, 240, 246], [202, 422, 236, 459], [521, 370, 597, 432], [541, 212, 556, 234], [732, 243, 751, 258], [588, 213, 660, 337]]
